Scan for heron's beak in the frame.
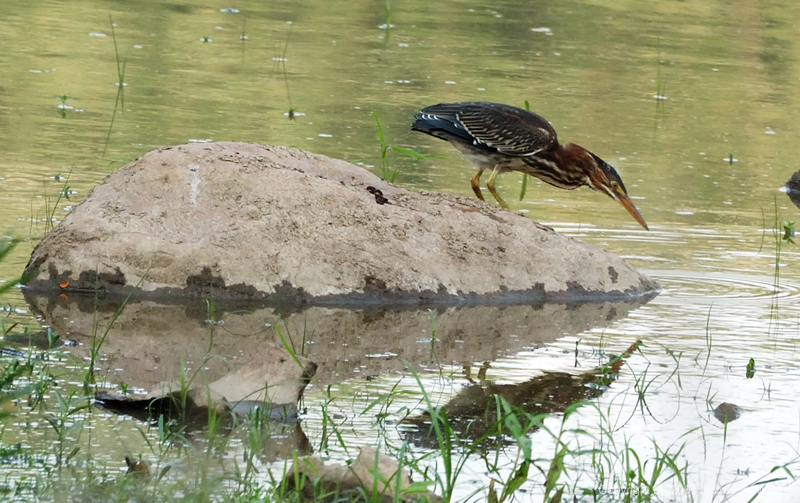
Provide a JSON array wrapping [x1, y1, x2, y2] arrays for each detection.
[[612, 190, 649, 230]]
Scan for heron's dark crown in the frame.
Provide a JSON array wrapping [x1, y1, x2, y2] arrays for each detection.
[[589, 152, 628, 194]]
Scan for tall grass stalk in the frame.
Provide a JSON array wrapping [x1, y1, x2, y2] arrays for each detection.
[[40, 169, 73, 234], [85, 274, 143, 384], [406, 364, 490, 503], [374, 111, 433, 183], [0, 237, 24, 298], [103, 17, 128, 156]]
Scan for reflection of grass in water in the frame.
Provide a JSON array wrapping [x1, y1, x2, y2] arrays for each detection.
[[654, 37, 667, 101], [239, 16, 247, 63], [651, 38, 667, 144], [85, 275, 141, 385]]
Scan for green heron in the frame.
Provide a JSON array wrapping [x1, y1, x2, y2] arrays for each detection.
[[412, 101, 649, 230]]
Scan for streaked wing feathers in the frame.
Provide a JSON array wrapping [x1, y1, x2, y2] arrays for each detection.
[[418, 102, 558, 155]]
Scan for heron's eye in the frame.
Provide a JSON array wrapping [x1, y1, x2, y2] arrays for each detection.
[[610, 181, 619, 189]]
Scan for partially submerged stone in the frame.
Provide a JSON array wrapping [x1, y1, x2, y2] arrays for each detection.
[[23, 142, 657, 302], [785, 170, 800, 210], [713, 402, 744, 423], [284, 446, 438, 503]]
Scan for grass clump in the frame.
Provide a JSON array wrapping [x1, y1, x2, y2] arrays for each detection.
[[373, 111, 433, 183]]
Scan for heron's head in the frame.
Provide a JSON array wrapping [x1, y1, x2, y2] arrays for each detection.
[[586, 153, 649, 230]]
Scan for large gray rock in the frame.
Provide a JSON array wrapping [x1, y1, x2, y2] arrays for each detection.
[[23, 142, 657, 302]]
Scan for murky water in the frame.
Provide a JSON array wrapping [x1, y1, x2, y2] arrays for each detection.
[[2, 0, 800, 501]]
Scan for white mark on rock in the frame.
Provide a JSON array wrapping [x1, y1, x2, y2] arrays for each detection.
[[189, 164, 201, 205]]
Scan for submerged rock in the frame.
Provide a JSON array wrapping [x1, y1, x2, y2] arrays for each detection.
[[283, 446, 438, 503], [713, 402, 743, 423], [23, 142, 657, 302], [785, 171, 800, 210]]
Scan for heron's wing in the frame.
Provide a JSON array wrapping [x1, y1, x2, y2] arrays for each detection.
[[418, 102, 558, 156]]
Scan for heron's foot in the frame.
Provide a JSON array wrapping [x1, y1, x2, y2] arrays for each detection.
[[487, 185, 509, 209], [486, 166, 508, 209], [470, 171, 486, 201]]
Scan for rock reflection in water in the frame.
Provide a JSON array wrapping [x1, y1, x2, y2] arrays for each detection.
[[23, 290, 650, 387], [22, 291, 317, 423], [21, 290, 650, 460]]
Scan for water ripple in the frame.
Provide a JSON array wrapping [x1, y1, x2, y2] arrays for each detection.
[[645, 269, 800, 305]]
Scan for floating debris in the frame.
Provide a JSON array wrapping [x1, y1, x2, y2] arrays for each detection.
[[365, 352, 397, 358], [88, 32, 107, 37], [188, 139, 213, 143], [444, 80, 456, 85], [200, 36, 212, 43], [653, 94, 668, 100], [272, 57, 287, 62], [318, 133, 333, 138], [765, 127, 775, 135], [398, 42, 409, 47], [531, 27, 553, 35], [220, 8, 239, 13], [377, 23, 394, 29], [0, 306, 26, 315]]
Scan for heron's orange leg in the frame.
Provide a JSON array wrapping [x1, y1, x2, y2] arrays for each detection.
[[470, 170, 486, 201], [486, 165, 508, 209]]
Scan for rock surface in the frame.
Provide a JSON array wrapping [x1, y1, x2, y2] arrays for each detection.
[[23, 142, 657, 302]]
